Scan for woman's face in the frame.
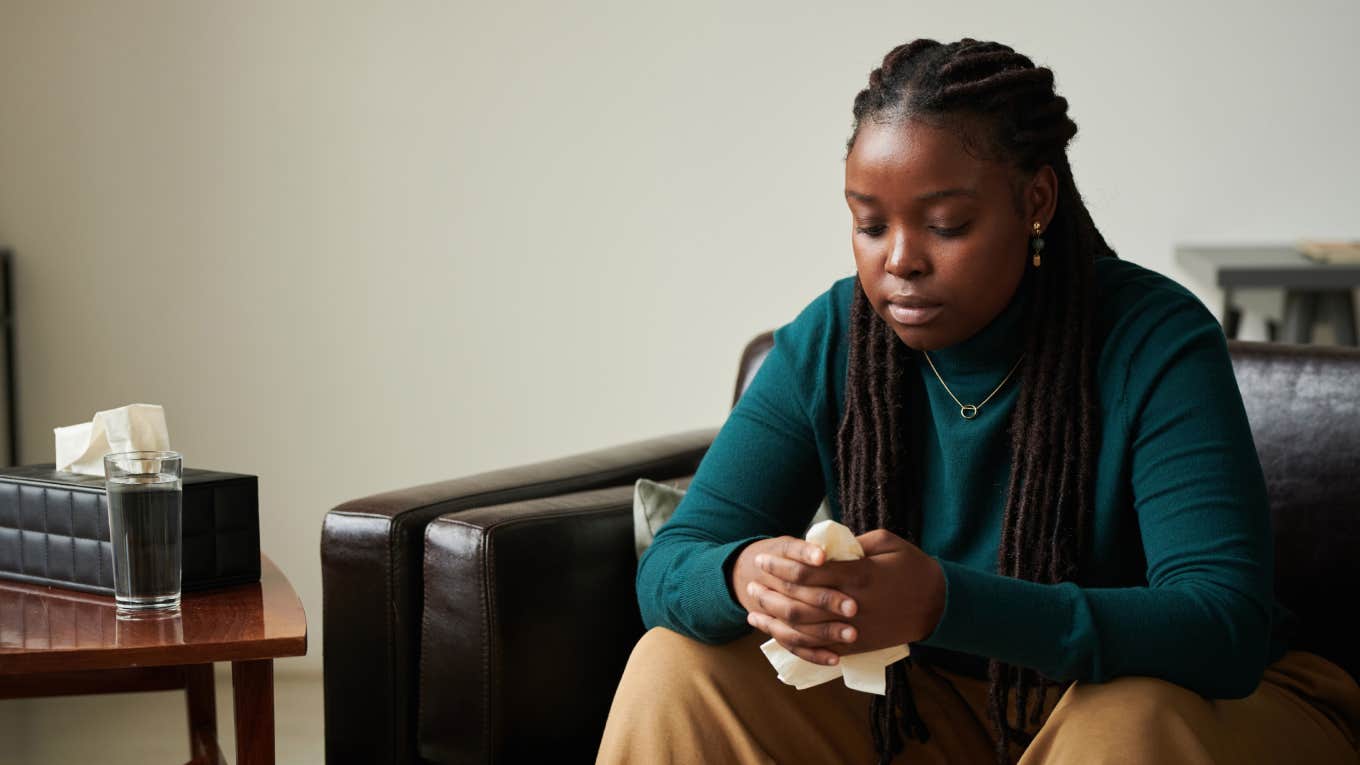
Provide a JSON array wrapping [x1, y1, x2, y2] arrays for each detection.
[[845, 117, 1053, 351]]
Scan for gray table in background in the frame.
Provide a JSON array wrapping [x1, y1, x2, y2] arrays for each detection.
[[1175, 245, 1359, 345]]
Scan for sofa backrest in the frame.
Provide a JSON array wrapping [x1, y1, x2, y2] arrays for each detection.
[[733, 330, 775, 406], [1229, 340, 1360, 680]]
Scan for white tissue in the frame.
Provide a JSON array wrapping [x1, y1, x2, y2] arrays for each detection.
[[54, 404, 171, 477], [759, 519, 910, 695]]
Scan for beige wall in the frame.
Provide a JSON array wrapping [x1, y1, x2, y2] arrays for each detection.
[[2, 1, 1358, 673]]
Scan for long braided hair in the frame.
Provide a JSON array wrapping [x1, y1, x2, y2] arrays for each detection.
[[834, 39, 1117, 764]]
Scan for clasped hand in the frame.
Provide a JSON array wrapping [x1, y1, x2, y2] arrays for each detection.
[[731, 529, 946, 667]]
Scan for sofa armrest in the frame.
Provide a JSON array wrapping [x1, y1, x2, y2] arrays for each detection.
[[320, 428, 716, 764], [418, 484, 643, 764]]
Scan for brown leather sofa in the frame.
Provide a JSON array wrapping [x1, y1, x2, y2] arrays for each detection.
[[320, 335, 1360, 764]]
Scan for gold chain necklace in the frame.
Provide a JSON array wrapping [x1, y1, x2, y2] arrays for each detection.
[[921, 351, 1026, 420]]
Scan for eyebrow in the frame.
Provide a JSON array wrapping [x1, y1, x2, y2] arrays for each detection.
[[845, 187, 978, 203]]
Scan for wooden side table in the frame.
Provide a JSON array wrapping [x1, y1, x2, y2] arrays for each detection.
[[0, 555, 307, 765]]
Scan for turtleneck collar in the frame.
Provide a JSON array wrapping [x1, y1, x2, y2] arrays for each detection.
[[919, 266, 1033, 381]]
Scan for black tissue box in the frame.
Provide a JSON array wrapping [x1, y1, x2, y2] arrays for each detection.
[[0, 464, 260, 595]]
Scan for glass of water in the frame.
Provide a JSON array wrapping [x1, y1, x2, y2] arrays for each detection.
[[104, 451, 183, 614]]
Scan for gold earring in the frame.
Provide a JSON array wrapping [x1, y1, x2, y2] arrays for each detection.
[[1030, 221, 1044, 267]]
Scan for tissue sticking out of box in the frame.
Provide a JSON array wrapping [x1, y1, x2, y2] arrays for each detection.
[[759, 519, 910, 695], [54, 404, 171, 477]]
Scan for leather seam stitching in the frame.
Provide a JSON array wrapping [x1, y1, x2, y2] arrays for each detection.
[[432, 503, 632, 533], [417, 535, 435, 760], [481, 531, 495, 760]]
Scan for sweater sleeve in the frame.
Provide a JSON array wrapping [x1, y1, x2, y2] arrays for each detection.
[[919, 294, 1274, 698], [635, 293, 832, 644]]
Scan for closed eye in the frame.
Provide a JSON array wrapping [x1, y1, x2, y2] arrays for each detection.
[[930, 223, 970, 238], [855, 225, 886, 237]]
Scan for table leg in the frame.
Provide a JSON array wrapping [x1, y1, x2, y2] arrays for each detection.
[[232, 659, 275, 765], [1282, 290, 1319, 344], [185, 664, 222, 764], [1221, 288, 1242, 338], [1321, 291, 1358, 346]]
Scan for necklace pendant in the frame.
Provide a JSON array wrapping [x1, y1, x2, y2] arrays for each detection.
[[959, 404, 979, 420]]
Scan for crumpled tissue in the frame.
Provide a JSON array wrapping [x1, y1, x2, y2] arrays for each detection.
[[54, 403, 171, 477], [759, 519, 910, 695]]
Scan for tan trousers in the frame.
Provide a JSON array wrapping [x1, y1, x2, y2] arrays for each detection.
[[597, 628, 1360, 764]]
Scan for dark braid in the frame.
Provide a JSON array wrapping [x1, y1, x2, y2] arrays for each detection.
[[835, 39, 1113, 765]]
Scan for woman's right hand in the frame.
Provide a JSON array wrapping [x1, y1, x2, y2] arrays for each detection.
[[730, 537, 861, 665]]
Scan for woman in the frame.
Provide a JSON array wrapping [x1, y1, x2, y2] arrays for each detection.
[[597, 38, 1360, 764]]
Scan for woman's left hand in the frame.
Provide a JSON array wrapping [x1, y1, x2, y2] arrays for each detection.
[[745, 529, 947, 665]]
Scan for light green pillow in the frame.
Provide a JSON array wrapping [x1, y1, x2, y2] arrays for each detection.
[[632, 478, 833, 559]]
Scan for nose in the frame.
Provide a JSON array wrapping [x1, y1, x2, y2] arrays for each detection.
[[884, 230, 928, 278]]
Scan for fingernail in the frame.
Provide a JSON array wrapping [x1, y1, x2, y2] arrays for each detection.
[[841, 628, 854, 641], [842, 600, 855, 616], [827, 655, 839, 665], [746, 582, 757, 596], [754, 555, 768, 567]]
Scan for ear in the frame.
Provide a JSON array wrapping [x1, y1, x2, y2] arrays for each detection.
[[1024, 164, 1059, 232]]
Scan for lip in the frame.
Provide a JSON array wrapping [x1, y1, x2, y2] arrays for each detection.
[[887, 303, 944, 326], [885, 293, 943, 326]]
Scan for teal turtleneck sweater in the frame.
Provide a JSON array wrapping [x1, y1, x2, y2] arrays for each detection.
[[637, 256, 1290, 697]]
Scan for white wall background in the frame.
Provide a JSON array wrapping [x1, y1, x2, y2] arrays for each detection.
[[2, 1, 1358, 675]]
